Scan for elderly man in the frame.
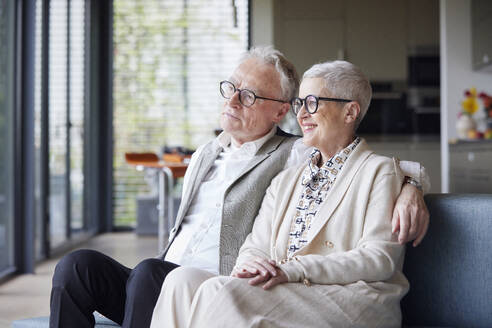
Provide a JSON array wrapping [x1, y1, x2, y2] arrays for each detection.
[[50, 46, 429, 328]]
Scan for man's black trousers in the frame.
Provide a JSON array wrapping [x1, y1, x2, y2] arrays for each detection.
[[49, 249, 179, 328]]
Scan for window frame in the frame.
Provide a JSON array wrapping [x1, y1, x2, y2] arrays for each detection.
[[1, 0, 114, 281]]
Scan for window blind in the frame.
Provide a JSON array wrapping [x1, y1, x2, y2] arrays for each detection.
[[68, 0, 85, 231], [113, 0, 249, 226]]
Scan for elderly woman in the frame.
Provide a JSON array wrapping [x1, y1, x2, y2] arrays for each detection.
[[151, 60, 408, 328]]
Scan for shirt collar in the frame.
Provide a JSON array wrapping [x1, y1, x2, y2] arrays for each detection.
[[308, 136, 361, 177], [216, 125, 277, 156]]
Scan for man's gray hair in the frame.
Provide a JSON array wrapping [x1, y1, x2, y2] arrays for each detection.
[[303, 60, 372, 128], [240, 46, 299, 101]]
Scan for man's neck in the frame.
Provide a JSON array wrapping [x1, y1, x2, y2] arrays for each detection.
[[230, 126, 276, 148]]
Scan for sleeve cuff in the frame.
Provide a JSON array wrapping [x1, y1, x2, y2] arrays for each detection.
[[399, 160, 431, 194], [279, 258, 305, 282]]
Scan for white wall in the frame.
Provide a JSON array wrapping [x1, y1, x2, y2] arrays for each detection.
[[440, 0, 492, 192], [250, 0, 274, 46]]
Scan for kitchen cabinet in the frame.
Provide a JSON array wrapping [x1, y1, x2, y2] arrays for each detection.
[[472, 0, 492, 72], [450, 141, 492, 193], [270, 0, 439, 81]]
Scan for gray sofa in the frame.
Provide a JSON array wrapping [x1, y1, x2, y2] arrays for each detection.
[[401, 193, 492, 328], [12, 194, 492, 327]]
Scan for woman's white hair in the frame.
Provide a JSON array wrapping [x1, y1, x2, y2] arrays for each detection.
[[303, 60, 372, 129], [239, 46, 299, 101]]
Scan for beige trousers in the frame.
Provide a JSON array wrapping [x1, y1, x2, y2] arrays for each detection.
[[151, 266, 402, 328], [150, 266, 222, 328]]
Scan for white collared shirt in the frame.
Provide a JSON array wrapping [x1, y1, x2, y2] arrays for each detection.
[[164, 128, 429, 273], [164, 127, 285, 273]]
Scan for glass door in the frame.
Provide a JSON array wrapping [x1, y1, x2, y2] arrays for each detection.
[[49, 0, 88, 248], [38, 0, 88, 250]]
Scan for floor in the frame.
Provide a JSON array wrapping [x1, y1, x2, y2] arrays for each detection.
[[0, 232, 157, 328]]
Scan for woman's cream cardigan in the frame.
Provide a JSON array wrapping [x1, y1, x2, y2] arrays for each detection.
[[228, 139, 409, 327]]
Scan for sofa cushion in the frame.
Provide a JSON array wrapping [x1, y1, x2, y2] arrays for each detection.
[[402, 194, 492, 328]]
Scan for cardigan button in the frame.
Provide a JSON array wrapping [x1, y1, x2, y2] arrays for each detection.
[[303, 278, 311, 287], [325, 241, 334, 248]]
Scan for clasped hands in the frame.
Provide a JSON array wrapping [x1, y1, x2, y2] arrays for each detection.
[[231, 257, 288, 290]]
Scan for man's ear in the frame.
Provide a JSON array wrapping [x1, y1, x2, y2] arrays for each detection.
[[344, 102, 360, 124], [272, 102, 291, 123]]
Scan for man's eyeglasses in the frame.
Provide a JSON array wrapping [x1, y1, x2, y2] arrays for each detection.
[[291, 95, 352, 115], [219, 80, 288, 107]]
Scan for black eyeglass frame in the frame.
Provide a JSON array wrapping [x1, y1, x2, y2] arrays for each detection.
[[219, 80, 288, 107], [291, 95, 352, 115]]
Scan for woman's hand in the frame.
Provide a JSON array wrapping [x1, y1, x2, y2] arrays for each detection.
[[249, 265, 288, 290], [231, 257, 278, 278], [232, 258, 288, 290]]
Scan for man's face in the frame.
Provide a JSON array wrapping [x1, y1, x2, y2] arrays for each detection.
[[220, 58, 288, 145]]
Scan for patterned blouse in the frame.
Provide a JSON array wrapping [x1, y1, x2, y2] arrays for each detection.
[[286, 137, 361, 258]]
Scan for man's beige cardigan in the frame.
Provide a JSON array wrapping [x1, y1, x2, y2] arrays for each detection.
[[193, 139, 410, 328]]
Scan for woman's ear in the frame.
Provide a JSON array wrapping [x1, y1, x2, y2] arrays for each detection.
[[344, 102, 361, 124]]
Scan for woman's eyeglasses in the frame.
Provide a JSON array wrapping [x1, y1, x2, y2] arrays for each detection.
[[291, 95, 351, 115]]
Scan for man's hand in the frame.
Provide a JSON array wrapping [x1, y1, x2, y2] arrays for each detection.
[[392, 183, 429, 247], [232, 258, 288, 290]]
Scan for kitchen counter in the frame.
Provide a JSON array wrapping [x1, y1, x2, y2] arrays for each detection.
[[360, 135, 441, 193], [363, 134, 440, 143], [449, 138, 492, 146], [449, 141, 492, 193]]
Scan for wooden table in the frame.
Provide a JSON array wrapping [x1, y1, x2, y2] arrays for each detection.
[[125, 153, 189, 252]]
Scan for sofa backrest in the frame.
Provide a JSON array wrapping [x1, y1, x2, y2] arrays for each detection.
[[401, 193, 492, 328]]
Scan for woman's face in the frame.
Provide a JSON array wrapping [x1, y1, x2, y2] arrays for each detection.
[[296, 77, 348, 154]]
